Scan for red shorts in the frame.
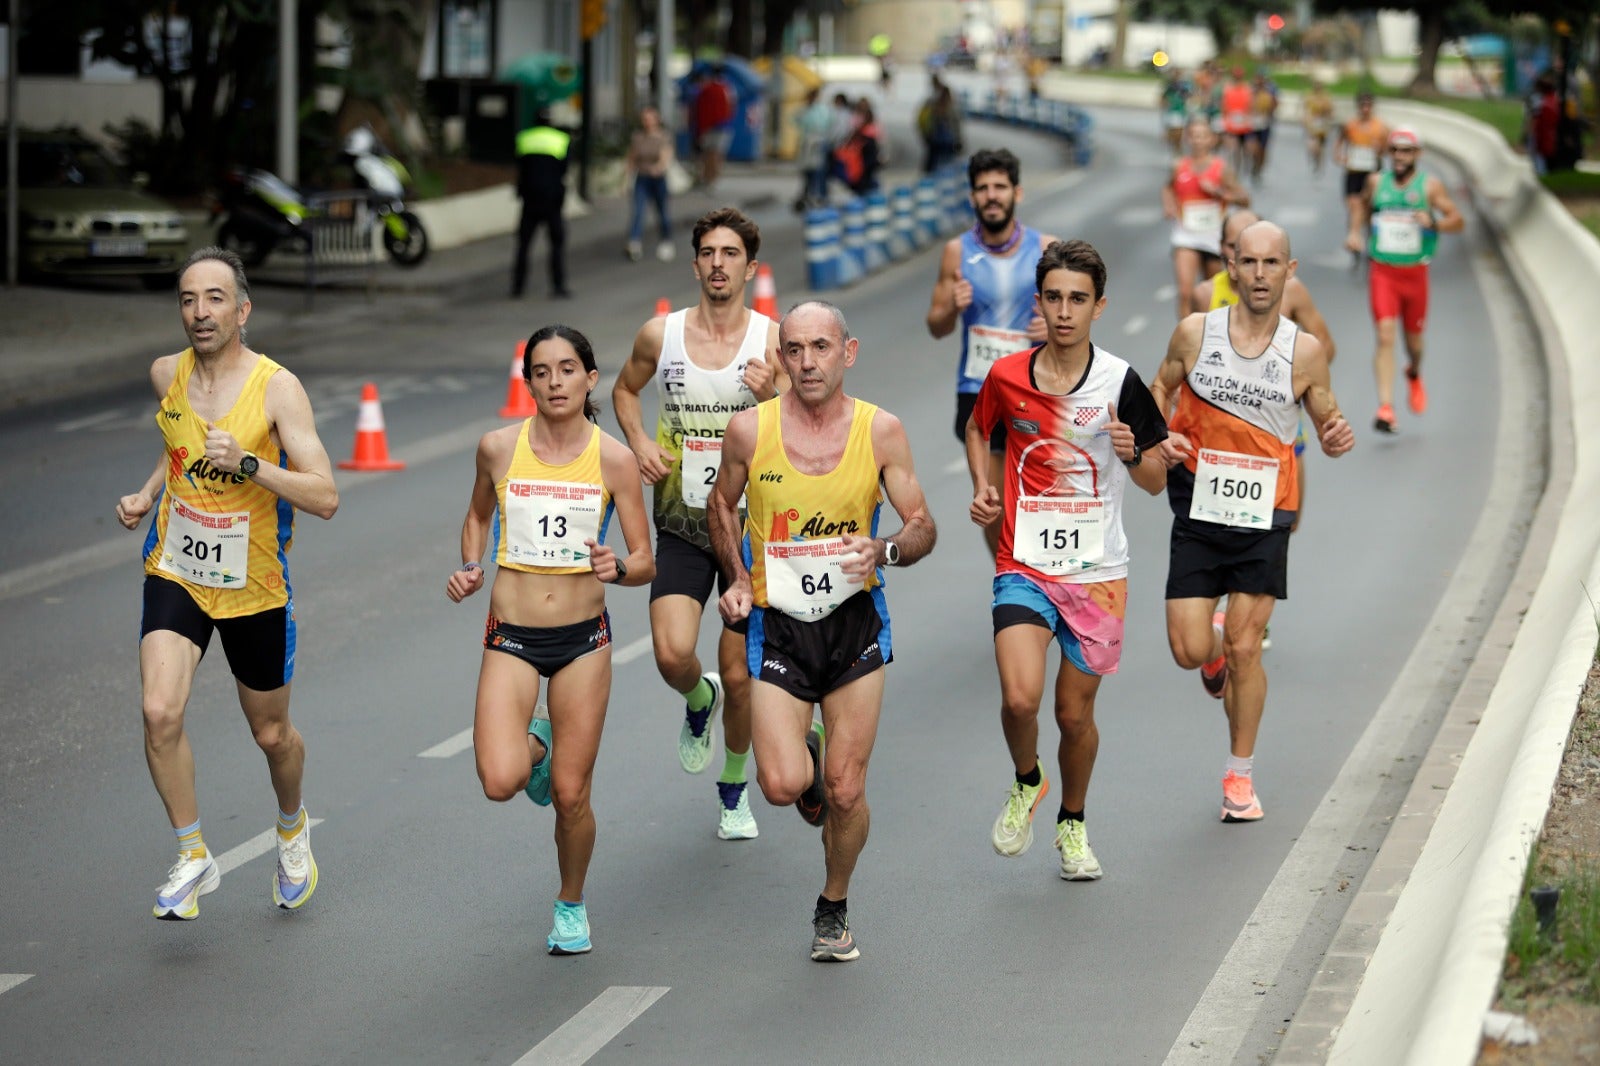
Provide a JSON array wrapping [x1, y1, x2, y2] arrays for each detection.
[[1368, 260, 1430, 334]]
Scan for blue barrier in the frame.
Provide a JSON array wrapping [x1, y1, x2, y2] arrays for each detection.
[[956, 87, 1094, 167], [890, 185, 917, 256], [840, 198, 867, 282], [863, 191, 892, 271], [915, 178, 943, 245], [941, 166, 969, 231], [804, 207, 843, 291]]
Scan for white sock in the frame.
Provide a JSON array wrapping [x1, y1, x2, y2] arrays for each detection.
[[1226, 755, 1253, 778]]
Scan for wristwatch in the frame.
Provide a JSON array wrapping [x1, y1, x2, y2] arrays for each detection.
[[882, 539, 901, 567], [612, 558, 629, 583], [239, 452, 260, 479], [1123, 443, 1142, 469]]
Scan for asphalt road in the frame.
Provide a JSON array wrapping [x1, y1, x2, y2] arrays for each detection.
[[0, 96, 1523, 1065]]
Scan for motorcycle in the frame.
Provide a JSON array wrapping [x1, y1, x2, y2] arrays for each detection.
[[214, 125, 429, 269]]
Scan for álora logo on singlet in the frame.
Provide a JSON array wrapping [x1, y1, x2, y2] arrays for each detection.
[[504, 479, 604, 567]]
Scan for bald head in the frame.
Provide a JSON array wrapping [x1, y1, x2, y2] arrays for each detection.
[[1222, 209, 1261, 250], [1237, 220, 1291, 261]]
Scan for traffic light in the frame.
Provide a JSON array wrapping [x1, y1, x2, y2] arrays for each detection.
[[1266, 14, 1285, 33], [581, 0, 608, 41]]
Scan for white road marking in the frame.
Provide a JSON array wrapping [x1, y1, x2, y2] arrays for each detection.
[[1154, 283, 1175, 303], [418, 637, 653, 759], [1, 417, 503, 603], [1115, 205, 1164, 227], [1272, 204, 1316, 228], [1123, 314, 1149, 335], [55, 410, 125, 432], [943, 457, 967, 475], [513, 986, 669, 1066], [0, 974, 33, 996], [213, 818, 325, 876]]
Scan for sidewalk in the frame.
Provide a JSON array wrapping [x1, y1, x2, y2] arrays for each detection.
[[0, 107, 930, 409]]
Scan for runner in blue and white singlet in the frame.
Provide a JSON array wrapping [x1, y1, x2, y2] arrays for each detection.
[[928, 148, 1059, 558]]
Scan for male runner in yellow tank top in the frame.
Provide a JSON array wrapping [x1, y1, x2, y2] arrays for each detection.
[[116, 247, 339, 920], [708, 301, 937, 962]]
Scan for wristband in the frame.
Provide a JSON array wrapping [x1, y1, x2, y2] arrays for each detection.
[[461, 562, 483, 573]]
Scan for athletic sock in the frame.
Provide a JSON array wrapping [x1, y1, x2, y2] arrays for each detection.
[[1226, 755, 1254, 778], [277, 805, 307, 842], [718, 747, 749, 785], [684, 676, 715, 713], [815, 894, 846, 916], [1057, 807, 1084, 826], [1015, 762, 1043, 788], [175, 819, 207, 860]]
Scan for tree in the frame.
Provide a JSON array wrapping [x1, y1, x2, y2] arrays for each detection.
[[1133, 0, 1272, 58]]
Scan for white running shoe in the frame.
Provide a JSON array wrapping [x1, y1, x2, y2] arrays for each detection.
[[1054, 819, 1104, 881], [625, 239, 643, 261], [716, 781, 759, 840], [656, 241, 676, 262], [677, 673, 723, 774], [273, 820, 319, 910], [153, 852, 220, 920]]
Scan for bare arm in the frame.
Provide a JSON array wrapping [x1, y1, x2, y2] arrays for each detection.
[[1151, 316, 1204, 466], [925, 239, 970, 339], [228, 370, 338, 520], [739, 318, 790, 401], [117, 453, 168, 530], [1160, 163, 1179, 219], [1426, 174, 1464, 234], [445, 429, 508, 603], [965, 412, 1002, 530], [588, 433, 656, 587], [1293, 334, 1354, 458], [1192, 275, 1215, 314], [709, 409, 757, 623], [611, 317, 675, 484], [841, 409, 936, 582], [1286, 278, 1336, 364], [1106, 401, 1167, 497]]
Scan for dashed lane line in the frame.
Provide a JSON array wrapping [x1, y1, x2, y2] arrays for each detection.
[[417, 636, 653, 760], [214, 819, 326, 876], [512, 986, 669, 1066], [0, 974, 33, 996], [1124, 314, 1149, 335]]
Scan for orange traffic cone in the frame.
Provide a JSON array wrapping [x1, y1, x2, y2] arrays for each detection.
[[753, 264, 778, 320], [498, 344, 537, 418], [655, 296, 671, 317], [338, 382, 405, 471]]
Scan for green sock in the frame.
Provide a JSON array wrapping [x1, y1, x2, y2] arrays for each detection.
[[684, 676, 715, 713], [718, 747, 749, 785]]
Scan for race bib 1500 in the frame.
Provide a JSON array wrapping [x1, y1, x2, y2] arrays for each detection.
[[1189, 449, 1278, 530]]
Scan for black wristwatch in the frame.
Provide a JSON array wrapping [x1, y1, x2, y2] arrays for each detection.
[[1123, 443, 1142, 468], [882, 539, 900, 567], [612, 558, 628, 583], [239, 452, 260, 479]]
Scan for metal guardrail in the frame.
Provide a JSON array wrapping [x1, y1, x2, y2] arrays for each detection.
[[301, 191, 380, 307]]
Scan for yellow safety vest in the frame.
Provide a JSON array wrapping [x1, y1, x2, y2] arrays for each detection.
[[517, 126, 570, 159]]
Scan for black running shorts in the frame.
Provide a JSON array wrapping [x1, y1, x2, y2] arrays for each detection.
[[1165, 515, 1290, 601], [483, 612, 612, 676], [956, 391, 1007, 452], [648, 531, 747, 633], [747, 589, 891, 703], [140, 574, 294, 692]]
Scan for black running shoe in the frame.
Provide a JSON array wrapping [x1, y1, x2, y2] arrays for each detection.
[[810, 905, 859, 962]]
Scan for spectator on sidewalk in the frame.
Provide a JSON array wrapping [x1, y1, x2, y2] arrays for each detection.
[[793, 87, 834, 211], [917, 80, 963, 174], [1524, 75, 1560, 175], [625, 105, 676, 263], [512, 108, 571, 300], [824, 92, 857, 200], [693, 64, 736, 190], [833, 98, 884, 197]]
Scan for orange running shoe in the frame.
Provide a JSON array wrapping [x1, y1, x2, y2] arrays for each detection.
[[1373, 404, 1397, 434], [1221, 770, 1264, 822], [1407, 371, 1427, 415], [1200, 610, 1227, 699]]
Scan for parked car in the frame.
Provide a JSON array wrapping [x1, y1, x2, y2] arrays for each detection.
[[1, 129, 189, 287]]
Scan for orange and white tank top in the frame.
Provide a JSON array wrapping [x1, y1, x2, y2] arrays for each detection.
[[1168, 307, 1300, 523], [743, 398, 883, 620], [493, 420, 613, 574], [143, 349, 292, 618]]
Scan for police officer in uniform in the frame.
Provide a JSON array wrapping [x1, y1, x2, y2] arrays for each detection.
[[512, 109, 572, 299]]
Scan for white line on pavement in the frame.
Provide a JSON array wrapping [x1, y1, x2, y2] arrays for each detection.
[[0, 974, 33, 996], [1115, 205, 1164, 227], [513, 986, 669, 1066], [213, 818, 325, 876], [1154, 283, 1175, 303], [418, 637, 653, 759], [0, 417, 503, 604], [1123, 314, 1148, 335], [943, 457, 967, 475], [55, 410, 125, 432]]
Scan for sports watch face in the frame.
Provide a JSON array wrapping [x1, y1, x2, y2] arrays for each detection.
[[239, 454, 260, 478]]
